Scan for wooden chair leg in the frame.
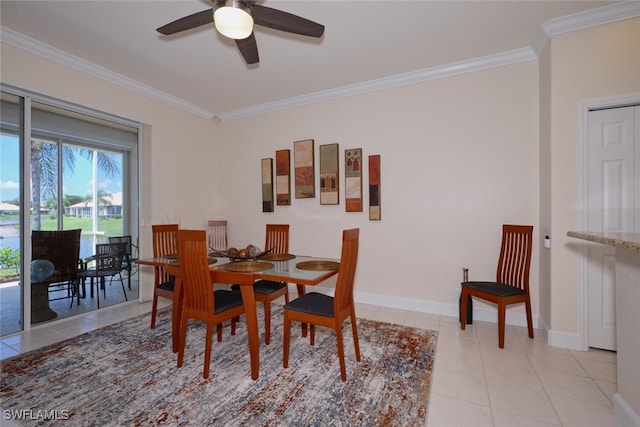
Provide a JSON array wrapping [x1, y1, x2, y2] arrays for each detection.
[[264, 301, 271, 345], [297, 284, 307, 337], [336, 324, 347, 381], [283, 314, 291, 368], [231, 318, 237, 336], [177, 313, 188, 368], [216, 324, 222, 342], [284, 286, 290, 304], [498, 302, 506, 349], [351, 312, 361, 361], [460, 289, 468, 330], [204, 323, 213, 379], [525, 298, 534, 339], [310, 325, 315, 345], [150, 295, 159, 328]]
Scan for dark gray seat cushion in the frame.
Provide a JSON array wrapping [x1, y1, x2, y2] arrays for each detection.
[[284, 292, 333, 317], [253, 280, 286, 295], [213, 290, 244, 313], [157, 279, 175, 292], [462, 281, 526, 297], [231, 280, 286, 295]]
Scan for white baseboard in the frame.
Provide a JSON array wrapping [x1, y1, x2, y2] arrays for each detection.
[[614, 393, 640, 427], [293, 285, 539, 328], [286, 286, 596, 351], [547, 328, 585, 351]]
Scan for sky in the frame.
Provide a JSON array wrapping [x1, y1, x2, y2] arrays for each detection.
[[0, 134, 121, 203]]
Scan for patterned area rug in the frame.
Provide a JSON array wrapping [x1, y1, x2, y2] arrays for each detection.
[[1, 306, 437, 426]]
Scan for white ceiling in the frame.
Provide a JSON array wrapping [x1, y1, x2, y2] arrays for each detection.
[[0, 1, 624, 119]]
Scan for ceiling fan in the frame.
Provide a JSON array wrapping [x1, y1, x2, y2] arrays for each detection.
[[156, 0, 324, 65]]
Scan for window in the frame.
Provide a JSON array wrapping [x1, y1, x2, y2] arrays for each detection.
[[0, 86, 140, 335]]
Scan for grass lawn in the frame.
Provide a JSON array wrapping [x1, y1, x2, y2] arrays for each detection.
[[0, 215, 124, 281], [39, 216, 123, 235]]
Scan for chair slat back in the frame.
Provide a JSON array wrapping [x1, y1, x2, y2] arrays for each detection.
[[265, 224, 289, 254], [496, 224, 533, 291], [178, 229, 214, 317], [207, 220, 228, 252], [333, 228, 360, 314], [152, 224, 178, 286]]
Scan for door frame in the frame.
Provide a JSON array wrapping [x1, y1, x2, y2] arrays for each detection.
[[578, 93, 640, 350]]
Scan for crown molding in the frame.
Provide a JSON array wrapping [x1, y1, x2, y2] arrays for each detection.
[[532, 1, 640, 56], [3, 1, 639, 122], [0, 27, 215, 120], [215, 48, 536, 121]]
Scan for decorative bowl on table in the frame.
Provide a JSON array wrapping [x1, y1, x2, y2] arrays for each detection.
[[212, 245, 271, 261]]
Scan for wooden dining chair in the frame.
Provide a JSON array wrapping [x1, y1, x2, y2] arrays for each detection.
[[255, 224, 290, 344], [150, 224, 179, 329], [460, 224, 534, 348], [176, 229, 245, 379], [231, 224, 290, 344], [207, 220, 228, 252], [283, 228, 360, 381]]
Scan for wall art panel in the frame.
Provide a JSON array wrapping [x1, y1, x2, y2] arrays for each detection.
[[294, 139, 315, 198], [345, 148, 363, 212], [261, 158, 274, 212], [369, 154, 381, 220], [275, 149, 291, 205], [319, 143, 339, 205]]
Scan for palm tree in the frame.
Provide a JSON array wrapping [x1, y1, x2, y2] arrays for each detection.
[[30, 139, 120, 229]]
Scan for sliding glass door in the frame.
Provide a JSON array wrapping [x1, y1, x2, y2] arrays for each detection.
[[0, 93, 23, 336], [1, 87, 140, 335]]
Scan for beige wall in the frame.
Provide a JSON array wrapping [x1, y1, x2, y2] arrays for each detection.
[[2, 16, 637, 343], [547, 17, 640, 348], [216, 62, 540, 319], [0, 43, 219, 300]]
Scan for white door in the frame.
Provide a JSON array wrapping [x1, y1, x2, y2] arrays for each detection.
[[586, 105, 639, 350]]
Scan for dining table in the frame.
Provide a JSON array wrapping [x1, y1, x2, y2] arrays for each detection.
[[136, 254, 339, 380]]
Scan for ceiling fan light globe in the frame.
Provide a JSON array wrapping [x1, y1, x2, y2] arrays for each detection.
[[214, 6, 254, 40]]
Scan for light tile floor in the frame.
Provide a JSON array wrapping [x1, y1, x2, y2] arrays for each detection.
[[0, 300, 618, 426]]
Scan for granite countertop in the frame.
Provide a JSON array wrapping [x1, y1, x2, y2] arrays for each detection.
[[567, 231, 640, 252]]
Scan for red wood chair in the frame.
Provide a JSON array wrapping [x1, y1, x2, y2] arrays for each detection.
[[176, 229, 245, 379], [254, 224, 290, 344], [150, 224, 178, 329], [460, 224, 534, 348], [283, 228, 360, 381], [232, 224, 290, 345]]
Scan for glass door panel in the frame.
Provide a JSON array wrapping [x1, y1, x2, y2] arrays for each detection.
[[1, 89, 139, 334], [0, 92, 23, 336]]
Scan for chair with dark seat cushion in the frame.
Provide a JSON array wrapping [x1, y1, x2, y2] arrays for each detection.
[[176, 229, 245, 379], [232, 224, 290, 344], [150, 224, 179, 329], [460, 224, 534, 348], [283, 228, 360, 381]]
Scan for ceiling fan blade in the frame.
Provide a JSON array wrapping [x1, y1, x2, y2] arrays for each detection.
[[236, 33, 259, 65], [250, 5, 324, 38], [157, 9, 213, 35]]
